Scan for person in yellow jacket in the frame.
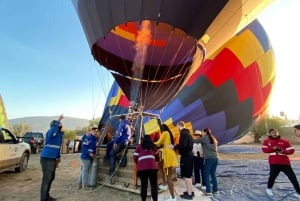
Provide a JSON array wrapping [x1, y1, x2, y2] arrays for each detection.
[[154, 124, 178, 201]]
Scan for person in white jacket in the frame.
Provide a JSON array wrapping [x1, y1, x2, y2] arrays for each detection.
[[192, 130, 205, 190]]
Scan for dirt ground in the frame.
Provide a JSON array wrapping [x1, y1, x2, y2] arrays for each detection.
[[1, 144, 300, 201], [0, 153, 141, 201], [218, 144, 300, 160]]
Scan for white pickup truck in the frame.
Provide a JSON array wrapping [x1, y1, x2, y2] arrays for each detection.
[[0, 127, 31, 173]]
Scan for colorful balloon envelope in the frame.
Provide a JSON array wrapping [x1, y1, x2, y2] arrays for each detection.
[[72, 0, 273, 110], [99, 19, 275, 145]]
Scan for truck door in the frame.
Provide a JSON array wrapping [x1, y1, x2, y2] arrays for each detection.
[[0, 129, 9, 169], [0, 129, 20, 168]]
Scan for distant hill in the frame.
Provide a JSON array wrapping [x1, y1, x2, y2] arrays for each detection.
[[8, 116, 90, 133]]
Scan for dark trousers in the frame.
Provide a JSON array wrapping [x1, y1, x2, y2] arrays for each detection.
[[138, 169, 158, 201], [106, 141, 125, 175], [268, 164, 300, 193], [193, 156, 205, 185], [40, 157, 56, 201]]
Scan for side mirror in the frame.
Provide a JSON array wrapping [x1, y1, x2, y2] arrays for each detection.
[[17, 137, 24, 142]]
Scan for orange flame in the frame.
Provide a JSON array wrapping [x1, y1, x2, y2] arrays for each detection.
[[131, 20, 152, 103], [132, 20, 152, 71]]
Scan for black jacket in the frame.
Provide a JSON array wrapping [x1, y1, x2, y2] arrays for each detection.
[[176, 128, 193, 156]]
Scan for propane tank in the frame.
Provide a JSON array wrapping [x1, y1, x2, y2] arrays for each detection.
[[88, 156, 100, 187]]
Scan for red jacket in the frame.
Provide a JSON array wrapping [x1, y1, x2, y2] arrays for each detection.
[[133, 145, 158, 171], [262, 136, 294, 165]]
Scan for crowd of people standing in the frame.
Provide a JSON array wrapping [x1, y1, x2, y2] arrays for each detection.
[[133, 120, 220, 201], [39, 115, 219, 201], [39, 114, 300, 201]]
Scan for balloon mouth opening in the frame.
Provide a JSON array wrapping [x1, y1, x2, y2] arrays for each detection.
[[110, 70, 183, 83]]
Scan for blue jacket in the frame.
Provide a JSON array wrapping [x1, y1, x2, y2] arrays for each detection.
[[40, 121, 64, 159], [113, 119, 131, 145], [81, 134, 97, 160], [81, 134, 89, 150]]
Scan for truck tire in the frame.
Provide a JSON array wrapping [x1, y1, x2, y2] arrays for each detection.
[[15, 153, 29, 172]]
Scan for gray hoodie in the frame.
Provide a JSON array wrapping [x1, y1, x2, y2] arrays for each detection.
[[194, 135, 218, 159]]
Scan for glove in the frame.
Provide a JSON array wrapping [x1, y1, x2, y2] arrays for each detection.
[[273, 146, 282, 153]]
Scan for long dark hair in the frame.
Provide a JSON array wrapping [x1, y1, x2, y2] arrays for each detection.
[[141, 135, 155, 151], [160, 124, 175, 145], [203, 128, 218, 145]]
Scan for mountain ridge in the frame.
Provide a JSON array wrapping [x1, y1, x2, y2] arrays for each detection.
[[8, 116, 90, 133]]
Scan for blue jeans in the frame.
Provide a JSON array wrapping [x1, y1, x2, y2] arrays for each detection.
[[40, 157, 56, 201], [78, 159, 92, 188], [106, 141, 125, 175], [105, 141, 114, 159], [204, 158, 218, 193]]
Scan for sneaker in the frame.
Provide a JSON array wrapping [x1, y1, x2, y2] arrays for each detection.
[[203, 192, 213, 197], [180, 193, 193, 200], [201, 185, 206, 190], [195, 183, 201, 188], [108, 171, 114, 177], [47, 196, 56, 201], [266, 189, 273, 196], [165, 196, 176, 201], [294, 193, 300, 199], [183, 191, 195, 197], [213, 191, 220, 195], [159, 184, 168, 191]]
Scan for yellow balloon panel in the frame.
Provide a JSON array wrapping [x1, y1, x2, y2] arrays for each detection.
[[257, 49, 276, 86], [0, 95, 9, 128], [227, 30, 265, 68]]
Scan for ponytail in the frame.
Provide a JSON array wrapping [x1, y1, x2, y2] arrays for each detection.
[[203, 128, 218, 145], [160, 124, 175, 145]]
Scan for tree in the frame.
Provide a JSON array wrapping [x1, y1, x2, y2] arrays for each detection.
[[11, 123, 31, 136], [71, 118, 100, 137], [251, 114, 287, 143], [63, 129, 77, 140], [88, 118, 100, 129]]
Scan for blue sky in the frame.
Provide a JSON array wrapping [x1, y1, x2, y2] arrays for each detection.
[[0, 1, 299, 120], [0, 0, 113, 120]]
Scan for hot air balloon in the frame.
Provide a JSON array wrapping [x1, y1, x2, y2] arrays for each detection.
[[72, 0, 273, 110], [72, 0, 275, 194], [100, 19, 275, 146], [93, 19, 275, 191]]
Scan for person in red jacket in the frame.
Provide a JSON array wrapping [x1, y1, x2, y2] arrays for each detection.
[[262, 128, 300, 198], [133, 135, 158, 201]]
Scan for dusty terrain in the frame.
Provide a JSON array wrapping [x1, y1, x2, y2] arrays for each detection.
[[1, 144, 300, 201], [219, 144, 300, 160], [0, 153, 141, 201]]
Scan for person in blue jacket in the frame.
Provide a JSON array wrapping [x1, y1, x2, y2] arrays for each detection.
[[40, 114, 64, 201], [78, 128, 91, 153], [77, 126, 98, 190], [105, 115, 131, 176]]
